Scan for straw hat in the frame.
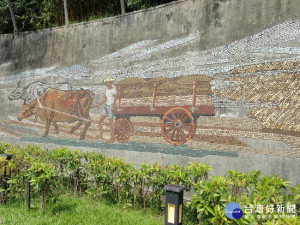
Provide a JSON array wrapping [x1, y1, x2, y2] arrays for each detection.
[[103, 75, 115, 83]]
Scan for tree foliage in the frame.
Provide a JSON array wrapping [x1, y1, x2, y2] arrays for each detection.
[[0, 0, 177, 34], [0, 0, 64, 34]]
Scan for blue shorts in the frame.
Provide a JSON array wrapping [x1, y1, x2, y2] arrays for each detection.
[[102, 104, 114, 118]]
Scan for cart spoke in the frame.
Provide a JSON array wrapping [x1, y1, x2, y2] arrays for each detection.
[[122, 122, 128, 129], [164, 126, 174, 134], [118, 124, 124, 132], [116, 133, 121, 140], [170, 130, 176, 141], [123, 130, 132, 137], [175, 109, 181, 120], [179, 110, 185, 120], [171, 111, 177, 120], [123, 132, 129, 140], [122, 135, 129, 140], [114, 122, 121, 131], [119, 133, 125, 140], [116, 120, 125, 130], [179, 129, 187, 142], [163, 122, 173, 128], [115, 126, 122, 133], [182, 125, 192, 132], [181, 114, 189, 122], [182, 122, 193, 127], [165, 116, 174, 122], [176, 130, 180, 142]]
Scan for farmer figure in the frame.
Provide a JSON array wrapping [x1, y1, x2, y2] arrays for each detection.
[[95, 75, 117, 143]]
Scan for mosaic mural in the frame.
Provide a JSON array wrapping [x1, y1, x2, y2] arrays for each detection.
[[0, 20, 299, 158]]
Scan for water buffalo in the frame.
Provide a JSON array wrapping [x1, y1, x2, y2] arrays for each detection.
[[8, 81, 72, 102], [17, 88, 92, 140]]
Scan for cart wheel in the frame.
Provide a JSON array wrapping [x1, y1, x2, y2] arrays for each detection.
[[161, 107, 195, 146], [114, 118, 133, 143]]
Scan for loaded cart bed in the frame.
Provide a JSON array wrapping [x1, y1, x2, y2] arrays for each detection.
[[113, 79, 215, 146]]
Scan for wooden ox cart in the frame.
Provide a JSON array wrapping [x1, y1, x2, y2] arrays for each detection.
[[113, 76, 215, 146]]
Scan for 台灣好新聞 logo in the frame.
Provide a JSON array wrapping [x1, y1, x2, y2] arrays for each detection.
[[225, 202, 243, 219]]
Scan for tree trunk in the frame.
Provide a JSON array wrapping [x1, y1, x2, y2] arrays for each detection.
[[63, 0, 69, 25], [5, 0, 18, 33], [120, 0, 125, 15], [41, 186, 47, 212]]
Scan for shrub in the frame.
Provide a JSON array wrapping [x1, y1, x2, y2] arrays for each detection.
[[27, 162, 58, 212], [0, 141, 298, 224]]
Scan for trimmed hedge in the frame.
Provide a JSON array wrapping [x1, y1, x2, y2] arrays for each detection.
[[0, 142, 299, 224]]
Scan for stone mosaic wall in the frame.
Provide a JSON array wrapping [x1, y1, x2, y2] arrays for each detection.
[[0, 18, 299, 161]]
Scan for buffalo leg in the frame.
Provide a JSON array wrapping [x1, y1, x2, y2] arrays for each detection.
[[33, 115, 38, 123], [43, 112, 54, 137], [70, 121, 83, 133], [53, 122, 59, 134], [80, 119, 91, 140]]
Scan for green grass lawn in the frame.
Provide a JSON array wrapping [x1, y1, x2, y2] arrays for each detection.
[[0, 195, 164, 225]]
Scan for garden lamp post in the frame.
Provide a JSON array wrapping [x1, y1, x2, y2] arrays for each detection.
[[164, 184, 185, 225], [27, 165, 31, 209], [0, 153, 13, 202], [0, 153, 13, 191]]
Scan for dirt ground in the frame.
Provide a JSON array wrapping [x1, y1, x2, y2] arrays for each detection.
[[1, 115, 299, 158]]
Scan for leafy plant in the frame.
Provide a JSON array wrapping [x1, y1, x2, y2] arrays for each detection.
[[50, 148, 85, 195], [0, 141, 299, 223], [85, 152, 113, 201], [27, 162, 58, 212]]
